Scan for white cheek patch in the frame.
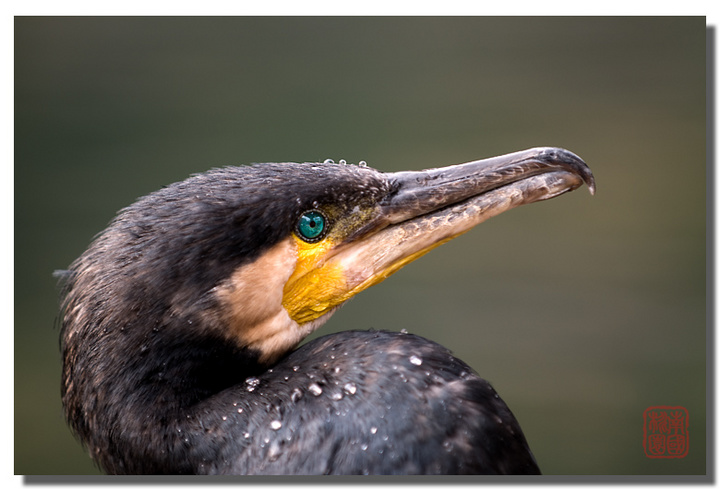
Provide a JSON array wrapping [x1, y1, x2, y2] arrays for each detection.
[[214, 238, 337, 364], [245, 307, 338, 364]]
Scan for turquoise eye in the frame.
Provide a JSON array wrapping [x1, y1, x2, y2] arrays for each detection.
[[296, 211, 327, 242]]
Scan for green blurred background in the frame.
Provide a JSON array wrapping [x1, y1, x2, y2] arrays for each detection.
[[15, 17, 706, 475]]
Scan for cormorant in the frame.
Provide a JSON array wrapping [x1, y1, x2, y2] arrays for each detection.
[[59, 147, 595, 475]]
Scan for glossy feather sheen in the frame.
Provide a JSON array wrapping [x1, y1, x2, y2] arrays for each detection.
[[198, 331, 539, 475]]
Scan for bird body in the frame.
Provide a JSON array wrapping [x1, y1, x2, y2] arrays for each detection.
[[186, 330, 538, 475], [59, 149, 594, 474]]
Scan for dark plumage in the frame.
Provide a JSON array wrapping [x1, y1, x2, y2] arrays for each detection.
[[206, 331, 538, 475], [60, 149, 594, 475]]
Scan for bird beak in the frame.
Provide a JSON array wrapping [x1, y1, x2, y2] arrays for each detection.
[[283, 147, 595, 324], [382, 146, 594, 223]]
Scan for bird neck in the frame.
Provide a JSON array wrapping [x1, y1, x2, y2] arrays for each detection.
[[64, 322, 268, 474]]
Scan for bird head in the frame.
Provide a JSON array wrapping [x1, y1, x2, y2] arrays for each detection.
[[61, 147, 595, 371]]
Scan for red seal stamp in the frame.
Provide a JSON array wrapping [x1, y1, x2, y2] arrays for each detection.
[[643, 406, 689, 458]]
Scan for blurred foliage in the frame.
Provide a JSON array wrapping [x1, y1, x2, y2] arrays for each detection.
[[15, 17, 705, 475]]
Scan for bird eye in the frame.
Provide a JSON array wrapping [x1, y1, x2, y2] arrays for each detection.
[[296, 210, 327, 242]]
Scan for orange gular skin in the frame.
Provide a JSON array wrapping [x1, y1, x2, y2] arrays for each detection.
[[282, 235, 347, 324], [282, 231, 451, 325]]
